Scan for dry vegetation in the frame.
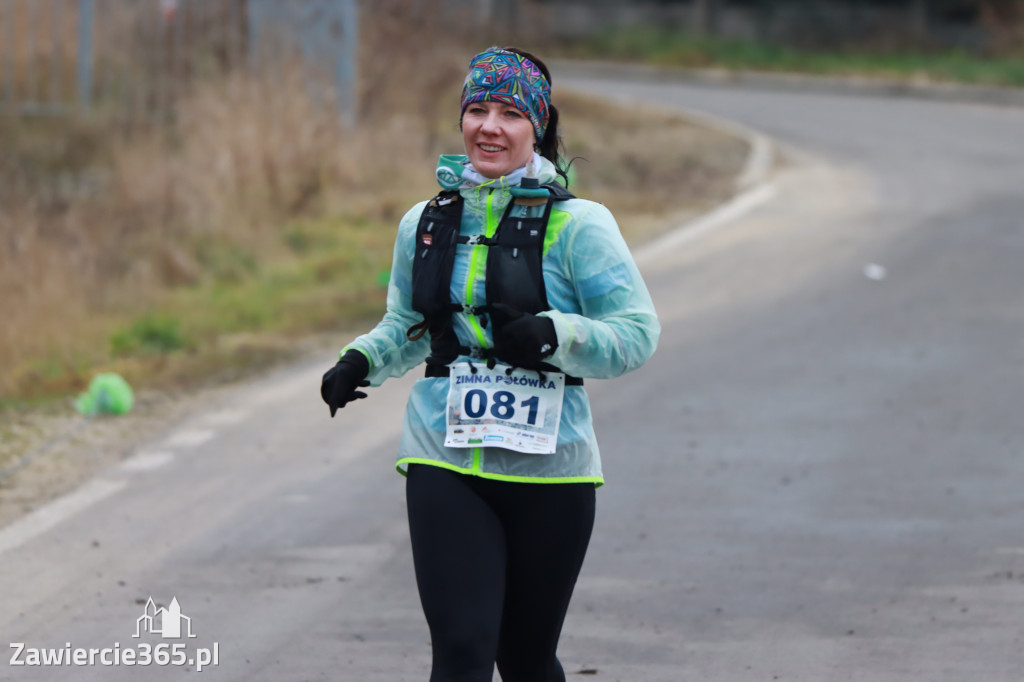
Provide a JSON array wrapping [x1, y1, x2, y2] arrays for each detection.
[[0, 2, 748, 409], [0, 1, 752, 522], [561, 94, 748, 242], [979, 0, 1024, 55]]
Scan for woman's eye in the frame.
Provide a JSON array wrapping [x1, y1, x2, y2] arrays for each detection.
[[504, 109, 523, 118]]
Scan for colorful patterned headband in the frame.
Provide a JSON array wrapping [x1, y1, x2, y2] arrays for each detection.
[[460, 48, 551, 142]]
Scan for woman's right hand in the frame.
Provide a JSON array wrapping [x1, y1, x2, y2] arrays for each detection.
[[320, 350, 371, 417]]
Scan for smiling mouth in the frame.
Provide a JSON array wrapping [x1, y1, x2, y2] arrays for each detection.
[[478, 144, 505, 153]]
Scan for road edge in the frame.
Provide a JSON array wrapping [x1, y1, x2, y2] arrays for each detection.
[[561, 63, 781, 265], [553, 58, 1024, 109]]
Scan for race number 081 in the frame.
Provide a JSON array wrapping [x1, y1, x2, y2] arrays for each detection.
[[463, 389, 540, 426]]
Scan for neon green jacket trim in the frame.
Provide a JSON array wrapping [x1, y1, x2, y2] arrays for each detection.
[[396, 457, 605, 485]]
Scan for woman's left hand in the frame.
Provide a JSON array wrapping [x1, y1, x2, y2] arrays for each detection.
[[489, 303, 558, 369]]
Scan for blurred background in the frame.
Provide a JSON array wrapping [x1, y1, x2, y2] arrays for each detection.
[[0, 0, 1021, 408]]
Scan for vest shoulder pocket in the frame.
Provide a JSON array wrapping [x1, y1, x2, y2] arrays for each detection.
[[411, 207, 461, 319]]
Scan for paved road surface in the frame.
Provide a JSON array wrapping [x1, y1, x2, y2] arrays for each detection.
[[2, 74, 1023, 681]]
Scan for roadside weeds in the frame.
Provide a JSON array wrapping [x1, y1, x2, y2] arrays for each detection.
[[0, 89, 754, 527]]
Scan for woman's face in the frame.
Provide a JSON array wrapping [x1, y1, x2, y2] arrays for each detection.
[[462, 101, 535, 179]]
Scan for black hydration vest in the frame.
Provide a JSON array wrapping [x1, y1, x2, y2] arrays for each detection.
[[406, 184, 581, 382]]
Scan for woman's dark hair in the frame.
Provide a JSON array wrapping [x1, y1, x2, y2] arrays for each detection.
[[502, 47, 569, 186]]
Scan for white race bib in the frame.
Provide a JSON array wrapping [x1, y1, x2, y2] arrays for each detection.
[[444, 362, 565, 455]]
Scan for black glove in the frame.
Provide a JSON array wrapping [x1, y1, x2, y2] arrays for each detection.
[[320, 349, 370, 417], [489, 303, 558, 369]]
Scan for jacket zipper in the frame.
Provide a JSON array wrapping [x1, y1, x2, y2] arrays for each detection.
[[466, 190, 500, 473]]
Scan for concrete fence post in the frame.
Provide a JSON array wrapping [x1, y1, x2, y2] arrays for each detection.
[[338, 0, 358, 125], [77, 0, 94, 111]]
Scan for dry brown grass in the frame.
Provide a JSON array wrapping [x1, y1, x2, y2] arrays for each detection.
[[0, 3, 470, 401], [0, 2, 748, 405], [0, 6, 752, 522], [560, 92, 749, 242]]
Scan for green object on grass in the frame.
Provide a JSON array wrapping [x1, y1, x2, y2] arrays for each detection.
[[74, 373, 134, 416]]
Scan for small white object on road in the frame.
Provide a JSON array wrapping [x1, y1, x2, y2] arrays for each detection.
[[864, 263, 887, 281]]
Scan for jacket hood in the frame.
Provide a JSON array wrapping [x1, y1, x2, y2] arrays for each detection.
[[435, 152, 558, 192]]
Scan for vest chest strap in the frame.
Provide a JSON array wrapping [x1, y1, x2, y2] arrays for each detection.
[[460, 234, 495, 247]]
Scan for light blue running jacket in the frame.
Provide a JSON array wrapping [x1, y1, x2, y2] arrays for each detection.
[[344, 155, 660, 484]]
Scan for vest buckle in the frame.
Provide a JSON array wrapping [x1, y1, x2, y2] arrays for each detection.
[[466, 234, 490, 246]]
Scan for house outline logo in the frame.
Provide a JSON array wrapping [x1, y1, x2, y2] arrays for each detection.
[[133, 597, 196, 639]]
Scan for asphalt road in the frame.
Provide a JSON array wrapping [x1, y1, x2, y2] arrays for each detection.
[[2, 74, 1023, 681]]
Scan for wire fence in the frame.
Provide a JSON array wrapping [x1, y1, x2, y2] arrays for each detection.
[[0, 0, 358, 124]]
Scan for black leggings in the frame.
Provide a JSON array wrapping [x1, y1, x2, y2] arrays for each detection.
[[405, 463, 596, 682]]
